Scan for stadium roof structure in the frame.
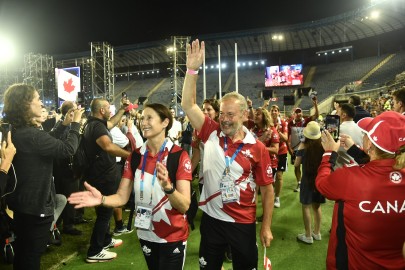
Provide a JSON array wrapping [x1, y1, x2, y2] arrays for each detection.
[[55, 0, 405, 69]]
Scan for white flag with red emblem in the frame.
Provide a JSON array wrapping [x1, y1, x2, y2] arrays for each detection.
[[264, 247, 272, 270], [56, 68, 80, 102]]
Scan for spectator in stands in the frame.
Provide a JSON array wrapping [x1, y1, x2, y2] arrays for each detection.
[[168, 108, 182, 145], [316, 111, 405, 269], [79, 97, 131, 263], [294, 121, 325, 244], [334, 103, 364, 169], [287, 100, 319, 192], [349, 94, 370, 122], [391, 87, 405, 115], [182, 39, 274, 270], [270, 105, 289, 208], [69, 103, 192, 269], [3, 83, 83, 270]]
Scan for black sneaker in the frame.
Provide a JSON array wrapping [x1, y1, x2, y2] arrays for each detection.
[[48, 230, 62, 246], [63, 228, 82, 235]]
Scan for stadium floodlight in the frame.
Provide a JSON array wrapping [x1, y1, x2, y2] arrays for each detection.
[[316, 45, 353, 56]]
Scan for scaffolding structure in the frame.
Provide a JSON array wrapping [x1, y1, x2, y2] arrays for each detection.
[[90, 42, 114, 102], [169, 36, 190, 114], [23, 53, 54, 105]]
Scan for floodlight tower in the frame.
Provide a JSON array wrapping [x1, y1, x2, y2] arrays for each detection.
[[169, 36, 190, 115], [90, 42, 114, 103], [23, 53, 54, 106]]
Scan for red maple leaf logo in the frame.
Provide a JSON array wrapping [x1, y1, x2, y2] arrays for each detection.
[[63, 78, 75, 93]]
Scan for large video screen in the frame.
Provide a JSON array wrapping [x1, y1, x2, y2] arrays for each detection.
[[265, 64, 303, 87], [55, 66, 81, 102]]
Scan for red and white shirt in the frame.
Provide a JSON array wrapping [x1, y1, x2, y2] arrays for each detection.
[[197, 116, 273, 224], [316, 154, 405, 270], [122, 139, 192, 243], [275, 117, 288, 155]]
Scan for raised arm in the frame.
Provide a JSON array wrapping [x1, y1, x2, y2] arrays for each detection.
[[181, 39, 206, 132]]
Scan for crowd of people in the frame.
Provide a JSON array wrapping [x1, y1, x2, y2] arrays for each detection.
[[0, 39, 404, 270]]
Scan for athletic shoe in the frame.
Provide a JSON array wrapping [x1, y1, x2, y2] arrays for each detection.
[[86, 249, 117, 263], [296, 233, 313, 244], [113, 226, 134, 236], [312, 232, 322, 241], [294, 182, 301, 192], [274, 197, 280, 208], [104, 238, 123, 249]]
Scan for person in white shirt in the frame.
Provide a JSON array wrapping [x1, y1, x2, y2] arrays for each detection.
[[168, 108, 182, 146], [335, 103, 364, 168]]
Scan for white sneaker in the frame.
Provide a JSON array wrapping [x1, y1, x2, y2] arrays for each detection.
[[113, 226, 134, 236], [274, 197, 280, 208], [312, 232, 322, 241], [86, 249, 117, 263], [297, 233, 313, 244], [104, 238, 123, 249]]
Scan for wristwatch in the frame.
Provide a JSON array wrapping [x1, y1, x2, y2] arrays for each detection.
[[163, 185, 175, 195]]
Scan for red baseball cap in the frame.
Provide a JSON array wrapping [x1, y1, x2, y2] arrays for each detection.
[[357, 111, 405, 154], [125, 103, 138, 112]]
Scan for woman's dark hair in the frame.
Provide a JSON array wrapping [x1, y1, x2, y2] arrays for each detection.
[[202, 98, 220, 122], [3, 83, 37, 128], [303, 138, 324, 190], [144, 103, 173, 137]]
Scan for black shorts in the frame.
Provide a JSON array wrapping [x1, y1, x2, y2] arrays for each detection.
[[139, 239, 186, 270], [199, 213, 258, 270], [277, 153, 288, 172]]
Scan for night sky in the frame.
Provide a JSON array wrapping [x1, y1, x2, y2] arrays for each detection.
[[0, 0, 368, 56]]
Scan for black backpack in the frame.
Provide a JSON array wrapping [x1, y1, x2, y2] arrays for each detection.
[[69, 118, 99, 179]]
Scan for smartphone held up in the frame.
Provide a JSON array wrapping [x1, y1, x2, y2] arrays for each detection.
[[324, 115, 340, 141], [1, 123, 11, 144]]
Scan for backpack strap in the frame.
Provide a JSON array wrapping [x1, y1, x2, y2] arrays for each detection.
[[166, 146, 183, 188], [130, 146, 183, 188], [130, 150, 142, 174]]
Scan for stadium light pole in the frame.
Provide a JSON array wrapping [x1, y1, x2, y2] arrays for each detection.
[[235, 43, 238, 93], [218, 45, 222, 98]]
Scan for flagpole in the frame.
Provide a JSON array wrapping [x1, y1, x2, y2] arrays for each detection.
[[218, 44, 221, 99], [203, 50, 206, 101], [235, 43, 238, 93]]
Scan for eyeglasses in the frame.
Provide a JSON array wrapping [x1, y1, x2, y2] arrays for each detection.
[[219, 112, 238, 120]]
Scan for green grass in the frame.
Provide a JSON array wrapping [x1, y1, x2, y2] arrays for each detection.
[[1, 160, 334, 270]]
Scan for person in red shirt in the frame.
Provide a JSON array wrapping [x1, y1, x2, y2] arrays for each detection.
[[68, 103, 192, 269], [250, 107, 279, 222], [270, 105, 288, 208], [316, 111, 405, 270], [182, 39, 274, 270]]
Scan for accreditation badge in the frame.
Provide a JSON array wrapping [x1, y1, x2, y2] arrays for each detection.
[[220, 174, 238, 204], [134, 204, 153, 230]]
